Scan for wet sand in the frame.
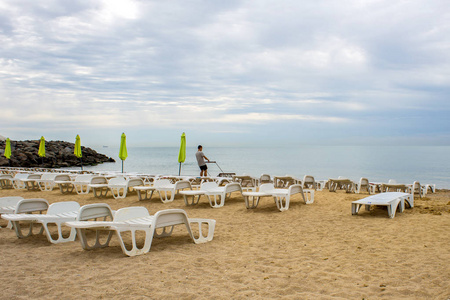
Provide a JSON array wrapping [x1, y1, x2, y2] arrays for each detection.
[[0, 187, 449, 299]]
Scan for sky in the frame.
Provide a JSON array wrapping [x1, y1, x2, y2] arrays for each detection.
[[0, 0, 449, 148]]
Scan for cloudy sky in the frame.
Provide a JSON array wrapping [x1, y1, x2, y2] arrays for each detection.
[[1, 0, 449, 147]]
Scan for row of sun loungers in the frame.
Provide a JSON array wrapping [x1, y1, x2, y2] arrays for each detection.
[[1, 168, 437, 196], [0, 168, 436, 216]]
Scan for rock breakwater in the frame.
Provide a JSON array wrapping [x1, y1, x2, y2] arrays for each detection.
[[0, 140, 115, 168]]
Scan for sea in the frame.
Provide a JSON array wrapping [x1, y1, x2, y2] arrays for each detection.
[[76, 146, 450, 189]]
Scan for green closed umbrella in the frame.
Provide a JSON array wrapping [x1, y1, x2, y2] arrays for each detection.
[[74, 134, 83, 170], [119, 132, 127, 173], [38, 136, 45, 165], [4, 138, 11, 160], [178, 132, 186, 175]]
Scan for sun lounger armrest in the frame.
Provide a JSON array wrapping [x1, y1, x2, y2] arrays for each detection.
[[188, 218, 216, 243]]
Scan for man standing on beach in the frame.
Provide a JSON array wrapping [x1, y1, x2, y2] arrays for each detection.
[[196, 145, 210, 176]]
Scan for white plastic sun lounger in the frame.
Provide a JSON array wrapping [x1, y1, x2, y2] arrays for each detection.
[[21, 173, 43, 191], [351, 192, 413, 218], [408, 181, 424, 199], [0, 174, 14, 189], [242, 183, 276, 209], [11, 173, 41, 190], [153, 179, 192, 203], [302, 175, 316, 190], [355, 177, 373, 194], [87, 176, 110, 198], [65, 207, 216, 257], [0, 196, 25, 214], [422, 183, 436, 195], [9, 173, 30, 189], [273, 184, 314, 211], [108, 177, 144, 199], [36, 173, 72, 191], [203, 182, 243, 208], [273, 176, 298, 188], [243, 184, 314, 212], [0, 196, 25, 228], [71, 174, 95, 194], [329, 178, 355, 193], [232, 175, 258, 192], [1, 198, 48, 231], [2, 200, 81, 243], [133, 185, 157, 201], [179, 182, 220, 206], [53, 174, 75, 194]]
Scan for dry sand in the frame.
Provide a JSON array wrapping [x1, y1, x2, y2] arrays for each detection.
[[0, 186, 449, 299]]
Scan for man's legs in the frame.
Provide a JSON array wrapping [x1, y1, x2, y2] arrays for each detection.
[[200, 165, 207, 177]]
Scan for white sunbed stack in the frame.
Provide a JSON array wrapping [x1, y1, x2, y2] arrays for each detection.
[[351, 192, 414, 218]]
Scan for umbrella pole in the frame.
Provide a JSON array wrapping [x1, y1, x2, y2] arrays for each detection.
[[178, 163, 181, 176], [122, 160, 124, 173]]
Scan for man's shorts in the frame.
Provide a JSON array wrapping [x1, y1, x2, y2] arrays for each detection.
[[199, 165, 208, 171]]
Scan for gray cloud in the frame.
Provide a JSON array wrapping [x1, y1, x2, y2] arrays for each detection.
[[0, 0, 449, 146]]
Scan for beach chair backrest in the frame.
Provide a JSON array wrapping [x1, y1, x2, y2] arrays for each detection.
[[114, 207, 150, 222], [259, 183, 275, 193], [74, 174, 93, 182], [201, 182, 218, 191], [47, 201, 80, 215]]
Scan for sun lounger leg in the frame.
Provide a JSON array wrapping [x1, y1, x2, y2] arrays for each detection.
[[273, 195, 289, 212], [158, 190, 176, 203], [38, 182, 52, 191], [76, 228, 113, 250], [92, 187, 108, 198], [116, 228, 154, 257], [182, 194, 201, 206], [387, 204, 394, 218], [137, 189, 154, 201], [244, 195, 261, 209], [388, 199, 403, 218], [303, 190, 314, 204], [12, 221, 44, 238], [329, 182, 337, 192], [206, 194, 225, 208], [59, 183, 74, 194], [110, 187, 127, 199], [188, 218, 216, 243], [40, 221, 77, 244], [75, 184, 90, 194], [351, 203, 360, 215], [404, 194, 414, 208], [154, 225, 175, 238], [25, 181, 40, 191], [0, 179, 13, 189], [6, 220, 13, 229]]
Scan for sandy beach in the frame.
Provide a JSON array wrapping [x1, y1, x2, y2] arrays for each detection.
[[0, 186, 449, 299]]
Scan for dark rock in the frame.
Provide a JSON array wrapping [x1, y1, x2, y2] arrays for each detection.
[[0, 140, 115, 168]]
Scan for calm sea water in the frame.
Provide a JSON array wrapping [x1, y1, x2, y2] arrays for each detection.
[[79, 146, 450, 188]]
